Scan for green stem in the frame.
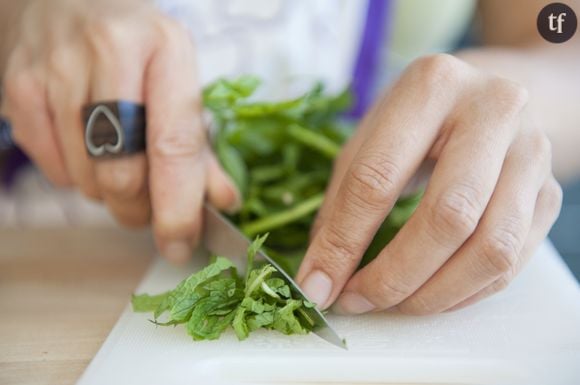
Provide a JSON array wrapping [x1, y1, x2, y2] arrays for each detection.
[[287, 124, 340, 159], [245, 265, 275, 296], [241, 193, 324, 237]]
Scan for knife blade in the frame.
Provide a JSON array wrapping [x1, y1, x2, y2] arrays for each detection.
[[202, 203, 346, 349]]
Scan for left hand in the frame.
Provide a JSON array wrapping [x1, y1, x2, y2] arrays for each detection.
[[296, 54, 563, 315]]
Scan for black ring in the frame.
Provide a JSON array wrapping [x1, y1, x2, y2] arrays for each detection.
[[83, 101, 146, 158]]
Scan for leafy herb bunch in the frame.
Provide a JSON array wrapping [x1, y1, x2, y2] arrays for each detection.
[[204, 76, 422, 273]]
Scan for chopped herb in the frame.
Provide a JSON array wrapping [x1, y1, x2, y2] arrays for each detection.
[[132, 234, 317, 341]]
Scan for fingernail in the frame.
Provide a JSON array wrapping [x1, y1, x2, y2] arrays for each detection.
[[332, 292, 375, 315], [301, 269, 333, 309], [163, 241, 192, 264]]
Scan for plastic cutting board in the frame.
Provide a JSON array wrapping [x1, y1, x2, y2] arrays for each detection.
[[77, 241, 580, 385]]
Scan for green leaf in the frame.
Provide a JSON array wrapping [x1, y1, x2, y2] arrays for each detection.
[[265, 277, 291, 298], [245, 233, 269, 280], [187, 297, 237, 340], [131, 291, 171, 313], [232, 306, 249, 340], [167, 256, 236, 322], [272, 299, 308, 335], [203, 75, 261, 111], [247, 312, 275, 331], [216, 137, 248, 197]]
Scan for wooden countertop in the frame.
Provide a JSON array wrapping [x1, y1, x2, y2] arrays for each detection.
[[0, 228, 155, 385]]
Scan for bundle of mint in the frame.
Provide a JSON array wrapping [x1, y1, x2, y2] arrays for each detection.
[[204, 76, 422, 273]]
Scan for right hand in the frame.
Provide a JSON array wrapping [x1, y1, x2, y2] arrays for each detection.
[[1, 0, 241, 262]]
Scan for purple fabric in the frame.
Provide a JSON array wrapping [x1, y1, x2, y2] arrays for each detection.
[[347, 0, 391, 119], [2, 148, 28, 189]]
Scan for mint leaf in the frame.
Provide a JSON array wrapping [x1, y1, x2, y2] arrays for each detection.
[[168, 257, 236, 322], [131, 291, 171, 312]]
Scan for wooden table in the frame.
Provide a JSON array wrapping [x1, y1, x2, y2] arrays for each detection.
[[0, 228, 155, 385]]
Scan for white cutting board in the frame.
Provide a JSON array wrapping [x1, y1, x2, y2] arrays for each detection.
[[77, 241, 580, 385]]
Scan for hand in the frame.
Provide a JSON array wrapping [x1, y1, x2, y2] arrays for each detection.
[[1, 0, 240, 262], [296, 54, 562, 315]]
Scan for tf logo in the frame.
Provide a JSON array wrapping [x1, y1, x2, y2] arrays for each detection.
[[537, 2, 577, 43]]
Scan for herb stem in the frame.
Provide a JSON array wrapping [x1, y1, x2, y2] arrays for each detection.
[[245, 266, 275, 296], [288, 124, 340, 159], [241, 193, 324, 237]]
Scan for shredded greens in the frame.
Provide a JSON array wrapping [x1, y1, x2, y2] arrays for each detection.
[[132, 234, 317, 341]]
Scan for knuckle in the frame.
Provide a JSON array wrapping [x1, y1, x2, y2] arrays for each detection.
[[479, 223, 522, 276], [530, 132, 552, 165], [374, 271, 413, 305], [86, 18, 121, 41], [486, 78, 529, 119], [519, 131, 553, 172], [429, 183, 483, 239], [86, 20, 127, 57], [398, 294, 437, 316], [85, 18, 113, 37], [346, 154, 400, 210], [155, 17, 190, 46], [540, 178, 563, 219], [47, 48, 76, 83], [410, 53, 464, 95], [313, 225, 360, 276], [491, 275, 512, 293], [4, 70, 39, 105], [149, 126, 206, 159], [98, 162, 146, 199]]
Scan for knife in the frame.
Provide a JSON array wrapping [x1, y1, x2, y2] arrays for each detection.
[[203, 203, 347, 349]]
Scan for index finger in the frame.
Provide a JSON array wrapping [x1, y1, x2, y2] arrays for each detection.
[[296, 55, 466, 309], [146, 21, 207, 262]]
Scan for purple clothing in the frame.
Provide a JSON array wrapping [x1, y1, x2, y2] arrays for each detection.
[[1, 148, 27, 188], [347, 0, 391, 119]]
